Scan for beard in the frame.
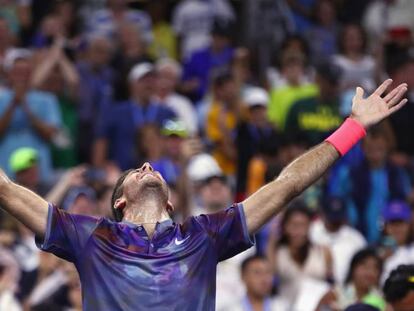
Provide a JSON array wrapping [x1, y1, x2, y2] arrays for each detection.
[[136, 177, 169, 202]]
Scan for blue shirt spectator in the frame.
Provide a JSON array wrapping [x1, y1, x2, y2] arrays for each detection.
[[181, 19, 235, 102], [327, 129, 411, 243], [0, 89, 62, 181], [76, 35, 115, 162], [96, 99, 175, 170]]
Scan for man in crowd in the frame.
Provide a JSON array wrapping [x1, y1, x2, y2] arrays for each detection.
[[93, 62, 176, 170], [225, 255, 288, 311], [383, 265, 414, 311], [0, 79, 408, 310]]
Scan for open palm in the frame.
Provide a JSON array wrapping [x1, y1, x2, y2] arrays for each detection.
[[351, 79, 408, 128]]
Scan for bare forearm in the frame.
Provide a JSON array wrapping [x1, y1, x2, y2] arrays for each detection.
[[243, 142, 339, 233], [0, 182, 49, 237], [59, 56, 80, 92]]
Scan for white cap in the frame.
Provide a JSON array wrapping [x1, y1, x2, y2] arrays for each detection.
[[243, 87, 269, 107], [128, 62, 155, 82], [155, 58, 182, 79], [3, 48, 32, 71], [187, 154, 223, 182]]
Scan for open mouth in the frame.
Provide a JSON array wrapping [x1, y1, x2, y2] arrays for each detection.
[[138, 172, 161, 181]]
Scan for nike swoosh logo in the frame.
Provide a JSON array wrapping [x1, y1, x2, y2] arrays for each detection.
[[175, 236, 190, 246]]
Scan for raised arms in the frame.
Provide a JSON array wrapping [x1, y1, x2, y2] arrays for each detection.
[[243, 79, 408, 234], [0, 169, 49, 238]]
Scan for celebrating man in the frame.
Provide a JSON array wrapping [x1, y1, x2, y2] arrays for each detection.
[[0, 79, 408, 310]]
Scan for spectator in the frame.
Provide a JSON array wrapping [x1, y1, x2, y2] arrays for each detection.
[[76, 34, 114, 163], [363, 0, 414, 49], [285, 60, 343, 146], [147, 0, 177, 60], [173, 0, 234, 59], [287, 0, 316, 34], [235, 87, 279, 200], [31, 40, 80, 168], [379, 201, 414, 284], [0, 0, 31, 37], [186, 153, 256, 310], [0, 17, 14, 75], [387, 48, 414, 170], [0, 49, 62, 181], [306, 0, 339, 63], [328, 127, 411, 243], [0, 245, 21, 311], [93, 62, 175, 170], [317, 248, 386, 311], [383, 265, 414, 311], [155, 58, 198, 135], [205, 72, 243, 176], [223, 255, 288, 311], [86, 0, 152, 44], [266, 202, 333, 305], [8, 147, 49, 195], [181, 19, 235, 102], [332, 24, 377, 93], [151, 120, 203, 186], [111, 22, 153, 101], [31, 14, 66, 49], [267, 51, 318, 130], [310, 196, 367, 285]]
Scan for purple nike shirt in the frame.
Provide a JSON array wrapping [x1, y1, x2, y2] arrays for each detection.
[[36, 203, 254, 310]]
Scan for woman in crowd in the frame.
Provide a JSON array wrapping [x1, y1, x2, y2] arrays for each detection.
[[379, 201, 414, 284], [266, 201, 333, 304], [317, 248, 385, 311]]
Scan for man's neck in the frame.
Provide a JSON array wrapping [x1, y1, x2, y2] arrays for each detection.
[[122, 199, 170, 237]]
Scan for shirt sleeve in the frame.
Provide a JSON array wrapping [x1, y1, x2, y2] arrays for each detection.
[[42, 94, 62, 128], [35, 204, 101, 263], [194, 204, 255, 262]]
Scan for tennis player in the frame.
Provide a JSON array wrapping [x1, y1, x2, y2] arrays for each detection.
[[0, 80, 408, 310]]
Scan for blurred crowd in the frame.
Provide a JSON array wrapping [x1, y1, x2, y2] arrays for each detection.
[[0, 0, 414, 310]]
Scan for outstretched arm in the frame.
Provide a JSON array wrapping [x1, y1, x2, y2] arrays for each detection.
[[0, 169, 49, 238], [243, 79, 408, 234]]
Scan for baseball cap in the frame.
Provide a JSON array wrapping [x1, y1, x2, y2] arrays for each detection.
[[187, 154, 224, 183], [243, 87, 269, 108], [321, 196, 347, 222], [62, 186, 97, 211], [9, 147, 38, 173], [161, 119, 188, 138], [3, 48, 32, 72], [383, 201, 412, 222], [128, 62, 155, 82]]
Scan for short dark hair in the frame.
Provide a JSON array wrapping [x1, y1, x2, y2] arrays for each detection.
[[345, 248, 382, 284], [111, 169, 134, 222], [383, 265, 414, 303], [241, 255, 267, 274]]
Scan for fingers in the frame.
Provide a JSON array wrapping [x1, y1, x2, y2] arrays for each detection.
[[373, 79, 393, 96], [388, 98, 408, 115], [354, 86, 365, 100], [387, 85, 408, 107], [384, 83, 408, 102]]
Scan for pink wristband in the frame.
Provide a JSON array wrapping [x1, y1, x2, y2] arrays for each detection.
[[325, 118, 366, 156]]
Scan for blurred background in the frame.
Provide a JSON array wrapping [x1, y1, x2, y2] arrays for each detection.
[[0, 0, 414, 310]]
